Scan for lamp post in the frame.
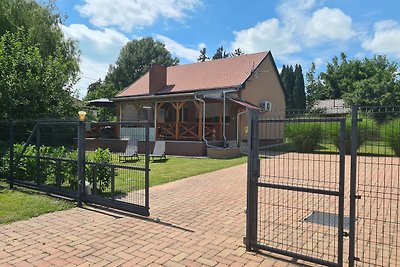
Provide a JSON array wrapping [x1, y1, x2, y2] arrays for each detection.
[[77, 110, 86, 207]]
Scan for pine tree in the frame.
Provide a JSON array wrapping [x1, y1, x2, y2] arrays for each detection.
[[280, 65, 295, 109], [293, 64, 306, 109], [212, 46, 229, 60], [231, 48, 244, 56], [197, 48, 209, 62]]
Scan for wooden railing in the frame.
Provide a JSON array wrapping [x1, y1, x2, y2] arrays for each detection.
[[157, 122, 221, 140]]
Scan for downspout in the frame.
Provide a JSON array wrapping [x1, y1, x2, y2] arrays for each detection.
[[222, 91, 227, 147], [236, 109, 247, 146], [194, 94, 208, 146]]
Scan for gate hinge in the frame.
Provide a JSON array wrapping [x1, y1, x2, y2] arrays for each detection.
[[356, 195, 362, 199], [343, 231, 349, 237]]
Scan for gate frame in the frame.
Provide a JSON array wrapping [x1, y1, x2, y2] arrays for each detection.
[[246, 110, 347, 267], [7, 119, 151, 217]]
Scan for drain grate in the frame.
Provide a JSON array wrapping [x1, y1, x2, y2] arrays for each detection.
[[304, 211, 350, 229]]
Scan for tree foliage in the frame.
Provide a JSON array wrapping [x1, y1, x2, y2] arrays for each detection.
[[0, 0, 80, 120], [197, 47, 209, 62], [280, 64, 306, 109], [86, 37, 179, 102], [104, 37, 179, 92], [0, 28, 79, 120], [306, 53, 400, 108], [212, 46, 230, 60]]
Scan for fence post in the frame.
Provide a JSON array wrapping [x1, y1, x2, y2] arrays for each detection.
[[246, 110, 259, 251], [144, 120, 150, 213], [8, 119, 14, 189], [77, 121, 85, 208], [349, 105, 358, 266], [36, 124, 41, 185], [338, 119, 346, 267]]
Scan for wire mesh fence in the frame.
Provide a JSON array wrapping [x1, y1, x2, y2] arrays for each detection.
[[252, 109, 346, 266], [354, 106, 400, 266], [3, 119, 150, 215], [247, 106, 400, 266]]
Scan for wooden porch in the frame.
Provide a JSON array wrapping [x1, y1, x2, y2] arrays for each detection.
[[155, 100, 226, 141]]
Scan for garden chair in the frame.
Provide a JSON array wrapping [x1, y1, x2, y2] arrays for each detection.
[[119, 139, 139, 162], [150, 140, 166, 161]]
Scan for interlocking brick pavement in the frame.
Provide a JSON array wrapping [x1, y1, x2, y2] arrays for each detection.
[[0, 163, 310, 266]]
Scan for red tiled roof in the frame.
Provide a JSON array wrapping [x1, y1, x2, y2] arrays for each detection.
[[116, 51, 269, 98]]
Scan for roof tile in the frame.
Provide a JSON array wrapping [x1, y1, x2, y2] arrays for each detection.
[[116, 51, 269, 97]]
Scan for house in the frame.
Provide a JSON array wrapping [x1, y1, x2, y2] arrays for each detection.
[[112, 51, 285, 156]]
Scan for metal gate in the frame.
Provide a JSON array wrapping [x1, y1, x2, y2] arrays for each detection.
[[246, 110, 347, 267], [7, 119, 150, 216]]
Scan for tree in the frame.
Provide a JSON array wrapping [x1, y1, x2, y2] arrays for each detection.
[[0, 28, 79, 120], [231, 48, 244, 56], [305, 62, 325, 109], [0, 0, 79, 85], [292, 64, 306, 109], [197, 47, 209, 62], [0, 0, 80, 120], [307, 53, 400, 109], [105, 37, 179, 92], [280, 65, 295, 109], [212, 46, 229, 60]]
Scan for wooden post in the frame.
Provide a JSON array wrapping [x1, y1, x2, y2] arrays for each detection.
[[175, 102, 180, 140], [219, 102, 223, 140], [155, 102, 164, 140], [194, 101, 202, 141], [172, 102, 184, 140]]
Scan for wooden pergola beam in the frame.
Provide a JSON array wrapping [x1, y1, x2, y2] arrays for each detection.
[[193, 101, 202, 141]]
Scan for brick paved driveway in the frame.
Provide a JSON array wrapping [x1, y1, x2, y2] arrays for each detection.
[[0, 163, 307, 267]]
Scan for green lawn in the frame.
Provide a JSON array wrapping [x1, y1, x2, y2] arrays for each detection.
[[0, 180, 74, 224], [268, 140, 396, 156], [147, 156, 247, 187], [81, 154, 248, 196]]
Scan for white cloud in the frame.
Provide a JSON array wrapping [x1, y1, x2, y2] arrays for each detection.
[[231, 0, 355, 58], [75, 57, 110, 98], [305, 7, 354, 43], [76, 0, 201, 32], [154, 34, 199, 62], [362, 20, 400, 58], [231, 19, 301, 57], [62, 24, 130, 98], [62, 24, 129, 63]]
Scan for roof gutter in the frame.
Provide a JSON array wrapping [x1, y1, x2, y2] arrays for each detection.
[[112, 87, 241, 102]]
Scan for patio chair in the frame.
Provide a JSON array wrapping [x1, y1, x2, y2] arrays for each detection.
[[119, 139, 139, 162], [150, 141, 166, 161]]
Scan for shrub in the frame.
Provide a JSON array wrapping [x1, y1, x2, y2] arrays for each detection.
[[86, 148, 112, 193], [381, 118, 400, 156], [327, 115, 378, 154], [285, 123, 323, 153]]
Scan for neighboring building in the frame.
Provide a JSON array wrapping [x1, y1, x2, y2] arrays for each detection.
[[112, 51, 285, 156], [313, 99, 350, 116]]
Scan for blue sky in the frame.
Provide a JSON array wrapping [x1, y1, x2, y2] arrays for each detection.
[[56, 0, 400, 98]]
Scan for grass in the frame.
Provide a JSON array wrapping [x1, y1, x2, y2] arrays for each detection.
[[0, 180, 74, 224], [105, 155, 247, 194], [147, 156, 247, 187], [268, 140, 396, 156]]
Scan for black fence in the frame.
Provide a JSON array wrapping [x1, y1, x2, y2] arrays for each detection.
[[2, 119, 150, 216], [246, 106, 400, 266]]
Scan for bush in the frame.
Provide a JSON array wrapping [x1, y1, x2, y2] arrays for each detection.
[[285, 123, 323, 152], [86, 148, 112, 193], [381, 119, 400, 156], [327, 116, 378, 154]]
